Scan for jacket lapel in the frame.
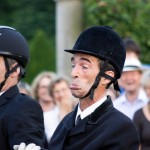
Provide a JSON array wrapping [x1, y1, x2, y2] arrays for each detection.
[[50, 105, 78, 148], [68, 96, 113, 136], [50, 96, 114, 149], [68, 117, 88, 136], [88, 96, 113, 124], [0, 85, 19, 106], [63, 105, 78, 130]]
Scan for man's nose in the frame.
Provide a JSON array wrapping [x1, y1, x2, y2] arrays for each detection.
[[71, 65, 79, 78]]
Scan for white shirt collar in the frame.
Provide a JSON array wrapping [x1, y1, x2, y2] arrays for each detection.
[[0, 91, 5, 96], [75, 95, 107, 123]]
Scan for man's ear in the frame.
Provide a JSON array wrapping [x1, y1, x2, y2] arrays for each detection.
[[101, 71, 115, 85], [10, 63, 20, 78]]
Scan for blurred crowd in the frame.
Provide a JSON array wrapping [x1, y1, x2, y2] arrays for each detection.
[[18, 37, 150, 149], [18, 72, 77, 144]]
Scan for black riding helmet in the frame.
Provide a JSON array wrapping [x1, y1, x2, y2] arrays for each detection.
[[0, 26, 30, 91], [0, 26, 29, 68], [65, 26, 126, 99]]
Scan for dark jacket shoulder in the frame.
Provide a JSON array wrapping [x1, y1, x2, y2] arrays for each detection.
[[0, 85, 45, 149], [49, 96, 139, 150]]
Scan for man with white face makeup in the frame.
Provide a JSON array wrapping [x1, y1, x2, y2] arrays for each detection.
[[15, 26, 139, 150]]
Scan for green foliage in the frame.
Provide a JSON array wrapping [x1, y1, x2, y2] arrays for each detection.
[[0, 0, 55, 40], [83, 0, 150, 63], [0, 0, 14, 24], [26, 29, 56, 83], [12, 0, 55, 40], [0, 0, 56, 83]]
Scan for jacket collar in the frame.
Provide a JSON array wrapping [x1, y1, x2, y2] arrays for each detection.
[[63, 105, 78, 129], [0, 85, 19, 106], [88, 95, 113, 124], [66, 96, 113, 136]]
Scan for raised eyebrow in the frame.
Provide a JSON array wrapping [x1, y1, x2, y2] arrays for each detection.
[[71, 57, 91, 63], [80, 57, 91, 63]]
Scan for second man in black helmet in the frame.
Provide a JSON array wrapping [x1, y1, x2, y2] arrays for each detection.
[[0, 26, 46, 149], [15, 26, 139, 150]]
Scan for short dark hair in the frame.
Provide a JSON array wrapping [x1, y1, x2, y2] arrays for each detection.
[[6, 57, 22, 81], [99, 60, 116, 77], [98, 60, 116, 89], [7, 57, 18, 67], [123, 38, 141, 57]]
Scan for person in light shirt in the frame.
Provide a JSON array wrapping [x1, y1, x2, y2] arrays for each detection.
[[113, 58, 148, 119], [31, 71, 59, 143], [14, 26, 139, 150], [133, 70, 150, 150]]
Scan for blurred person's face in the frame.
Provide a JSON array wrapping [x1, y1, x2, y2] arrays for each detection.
[[118, 78, 125, 89], [121, 70, 142, 92], [37, 76, 52, 102], [52, 80, 72, 102], [70, 53, 99, 98]]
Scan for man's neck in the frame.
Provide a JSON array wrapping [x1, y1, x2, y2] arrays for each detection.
[[79, 89, 106, 111], [126, 89, 139, 103], [1, 81, 17, 92], [39, 100, 55, 112]]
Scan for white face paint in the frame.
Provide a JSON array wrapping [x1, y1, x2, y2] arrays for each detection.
[[70, 53, 99, 98]]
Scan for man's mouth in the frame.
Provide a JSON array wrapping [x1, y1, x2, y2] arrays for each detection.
[[126, 82, 133, 85], [70, 83, 80, 90]]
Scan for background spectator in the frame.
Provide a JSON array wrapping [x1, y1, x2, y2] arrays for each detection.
[[17, 81, 32, 97], [124, 37, 141, 59], [49, 77, 77, 120], [114, 57, 148, 119], [31, 71, 59, 143], [118, 37, 141, 94], [133, 70, 150, 150]]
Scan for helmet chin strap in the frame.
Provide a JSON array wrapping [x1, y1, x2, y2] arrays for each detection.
[[0, 57, 20, 92], [80, 71, 102, 100], [80, 60, 120, 100]]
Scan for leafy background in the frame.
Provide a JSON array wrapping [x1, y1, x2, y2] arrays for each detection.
[[83, 0, 150, 63], [0, 0, 150, 83]]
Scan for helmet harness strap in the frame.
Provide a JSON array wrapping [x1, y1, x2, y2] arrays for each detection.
[[0, 57, 20, 91], [80, 60, 120, 100]]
